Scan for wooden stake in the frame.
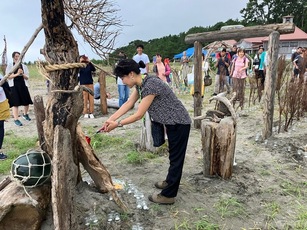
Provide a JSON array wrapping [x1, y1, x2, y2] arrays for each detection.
[[194, 41, 202, 129], [262, 31, 280, 139], [99, 70, 108, 115]]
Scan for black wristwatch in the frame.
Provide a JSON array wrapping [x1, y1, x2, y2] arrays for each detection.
[[117, 121, 123, 127]]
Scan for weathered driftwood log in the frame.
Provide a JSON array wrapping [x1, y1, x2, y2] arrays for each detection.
[[33, 95, 47, 152], [262, 31, 280, 139], [197, 93, 237, 179], [99, 70, 108, 115], [193, 41, 203, 129], [0, 181, 50, 230], [140, 112, 157, 152], [201, 117, 236, 179], [76, 125, 128, 212], [185, 23, 295, 44], [52, 126, 78, 230]]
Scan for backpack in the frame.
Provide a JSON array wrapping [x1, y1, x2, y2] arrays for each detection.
[[231, 56, 250, 76]]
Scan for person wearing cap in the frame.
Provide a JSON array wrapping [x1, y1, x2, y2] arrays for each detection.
[[212, 48, 231, 95]]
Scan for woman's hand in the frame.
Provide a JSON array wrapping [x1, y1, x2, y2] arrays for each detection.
[[102, 120, 118, 132], [17, 68, 23, 76]]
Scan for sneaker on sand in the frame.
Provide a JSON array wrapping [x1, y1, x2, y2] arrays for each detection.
[[89, 114, 95, 119], [154, 180, 168, 189], [0, 153, 7, 160], [148, 193, 175, 205], [84, 114, 89, 118], [22, 114, 31, 121], [14, 120, 23, 126]]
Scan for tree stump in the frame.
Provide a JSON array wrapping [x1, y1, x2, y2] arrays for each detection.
[[201, 117, 236, 179], [0, 181, 50, 230]]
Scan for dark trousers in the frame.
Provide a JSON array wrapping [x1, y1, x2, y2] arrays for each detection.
[[0, 120, 4, 149], [161, 124, 190, 198]]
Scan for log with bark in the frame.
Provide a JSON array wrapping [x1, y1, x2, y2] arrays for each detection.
[[0, 181, 51, 230], [196, 93, 237, 179], [185, 23, 295, 44]]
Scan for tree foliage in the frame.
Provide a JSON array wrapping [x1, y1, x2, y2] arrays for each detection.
[[240, 0, 307, 31]]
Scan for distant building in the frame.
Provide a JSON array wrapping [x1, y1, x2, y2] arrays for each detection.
[[236, 16, 307, 58]]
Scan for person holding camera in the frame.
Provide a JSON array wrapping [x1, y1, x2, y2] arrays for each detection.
[[79, 55, 96, 118], [212, 48, 231, 95]]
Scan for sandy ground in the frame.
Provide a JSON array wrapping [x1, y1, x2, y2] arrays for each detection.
[[1, 79, 307, 230]]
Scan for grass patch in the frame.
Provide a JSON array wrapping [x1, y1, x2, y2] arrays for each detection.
[[194, 217, 219, 230], [90, 132, 134, 151], [264, 201, 280, 221], [280, 180, 306, 197], [174, 216, 219, 230], [0, 132, 37, 174], [214, 197, 246, 218], [125, 151, 157, 164], [296, 208, 307, 229]]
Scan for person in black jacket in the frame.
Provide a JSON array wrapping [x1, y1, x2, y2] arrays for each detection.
[[79, 55, 96, 118]]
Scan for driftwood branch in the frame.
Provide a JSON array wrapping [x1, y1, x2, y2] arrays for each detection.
[[0, 23, 43, 86], [92, 63, 116, 78], [209, 92, 237, 125], [0, 177, 11, 192], [76, 125, 128, 212], [185, 23, 295, 44]]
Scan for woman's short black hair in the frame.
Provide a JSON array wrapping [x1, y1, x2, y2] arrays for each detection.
[[12, 51, 20, 58], [114, 59, 146, 78]]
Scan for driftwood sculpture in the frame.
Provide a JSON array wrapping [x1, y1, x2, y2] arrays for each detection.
[[194, 92, 237, 179], [0, 1, 126, 230]]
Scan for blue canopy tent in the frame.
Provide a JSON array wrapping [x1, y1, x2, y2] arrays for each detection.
[[173, 47, 214, 59]]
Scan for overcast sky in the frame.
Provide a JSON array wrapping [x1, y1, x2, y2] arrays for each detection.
[[0, 0, 248, 62]]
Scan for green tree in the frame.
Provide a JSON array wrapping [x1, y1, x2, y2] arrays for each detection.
[[240, 0, 307, 31]]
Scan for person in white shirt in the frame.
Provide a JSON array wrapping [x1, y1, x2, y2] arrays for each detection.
[[132, 44, 150, 75], [6, 52, 33, 126]]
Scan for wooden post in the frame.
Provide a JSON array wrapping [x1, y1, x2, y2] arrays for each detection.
[[194, 41, 202, 129], [33, 95, 46, 152], [262, 31, 280, 139], [99, 70, 108, 115], [52, 126, 78, 230], [201, 117, 236, 179]]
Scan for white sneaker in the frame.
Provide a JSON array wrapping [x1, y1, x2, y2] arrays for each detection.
[[84, 114, 89, 118], [89, 114, 95, 119]]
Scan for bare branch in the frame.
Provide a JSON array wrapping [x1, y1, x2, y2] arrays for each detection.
[[0, 24, 43, 86], [63, 0, 122, 58]]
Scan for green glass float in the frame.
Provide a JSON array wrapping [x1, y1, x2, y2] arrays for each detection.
[[11, 149, 52, 187]]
